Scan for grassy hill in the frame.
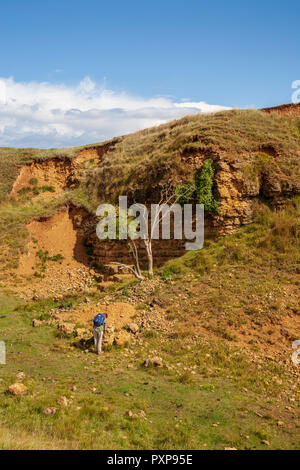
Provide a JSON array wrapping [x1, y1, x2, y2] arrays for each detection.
[[0, 107, 299, 449]]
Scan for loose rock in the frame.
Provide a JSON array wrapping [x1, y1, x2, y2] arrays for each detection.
[[8, 383, 28, 396]]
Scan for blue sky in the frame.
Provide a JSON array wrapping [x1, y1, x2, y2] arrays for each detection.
[[0, 0, 299, 147]]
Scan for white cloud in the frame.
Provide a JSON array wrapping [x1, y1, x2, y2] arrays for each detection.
[[0, 76, 231, 148]]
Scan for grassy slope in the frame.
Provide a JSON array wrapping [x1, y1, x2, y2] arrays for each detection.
[[85, 109, 300, 205], [0, 199, 299, 450], [0, 109, 299, 449], [1, 109, 300, 277]]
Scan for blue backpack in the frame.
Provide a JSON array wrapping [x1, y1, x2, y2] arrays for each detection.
[[93, 313, 105, 327]]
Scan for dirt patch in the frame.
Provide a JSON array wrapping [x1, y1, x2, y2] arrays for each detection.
[[56, 302, 136, 331], [73, 148, 101, 166], [14, 206, 93, 299]]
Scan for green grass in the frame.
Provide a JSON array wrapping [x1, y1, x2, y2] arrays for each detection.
[[0, 294, 298, 450]]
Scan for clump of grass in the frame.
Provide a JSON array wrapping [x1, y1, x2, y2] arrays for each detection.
[[195, 159, 219, 213], [177, 371, 194, 384], [175, 159, 219, 213]]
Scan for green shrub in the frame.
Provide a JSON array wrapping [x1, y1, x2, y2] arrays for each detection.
[[175, 159, 219, 213], [195, 159, 219, 214]]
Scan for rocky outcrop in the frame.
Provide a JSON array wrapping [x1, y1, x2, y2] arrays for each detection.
[[181, 150, 300, 235], [262, 102, 300, 118]]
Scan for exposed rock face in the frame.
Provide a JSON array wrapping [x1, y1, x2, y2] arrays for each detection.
[[10, 145, 114, 199], [12, 146, 300, 277], [13, 205, 93, 299], [10, 158, 77, 198], [181, 150, 300, 235], [88, 237, 186, 268]]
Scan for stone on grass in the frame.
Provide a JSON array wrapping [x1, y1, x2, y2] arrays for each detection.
[[126, 410, 147, 420], [43, 407, 57, 416], [143, 356, 163, 368], [58, 322, 75, 336], [8, 383, 28, 396], [16, 372, 26, 381], [57, 396, 68, 408], [128, 323, 139, 334]]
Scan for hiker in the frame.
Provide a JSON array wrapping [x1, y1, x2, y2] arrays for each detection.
[[93, 313, 107, 355]]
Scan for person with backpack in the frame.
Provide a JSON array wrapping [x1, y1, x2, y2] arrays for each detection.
[[93, 313, 107, 355]]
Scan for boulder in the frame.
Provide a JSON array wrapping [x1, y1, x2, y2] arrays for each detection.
[[114, 330, 131, 347], [128, 323, 139, 334], [43, 407, 57, 416], [58, 322, 75, 336], [8, 383, 28, 396], [75, 328, 91, 340], [16, 372, 26, 381], [103, 264, 119, 276], [143, 356, 163, 368], [57, 396, 68, 408]]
